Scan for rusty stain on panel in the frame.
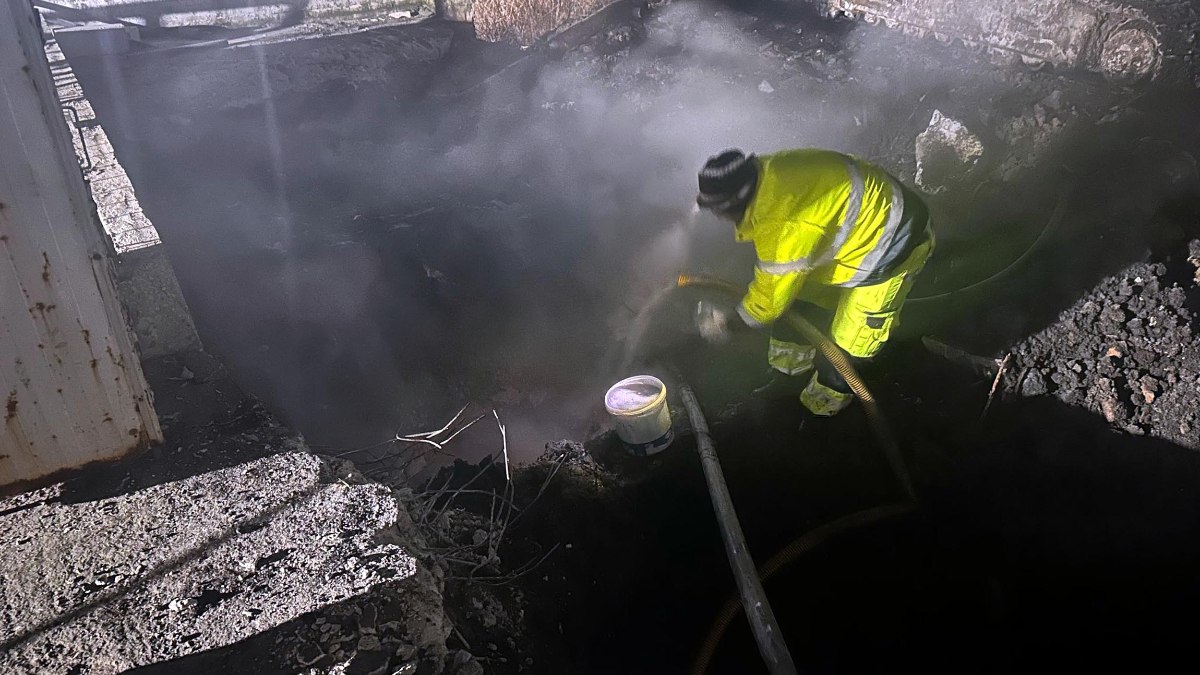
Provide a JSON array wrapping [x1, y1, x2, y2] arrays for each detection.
[[1, 0, 161, 487]]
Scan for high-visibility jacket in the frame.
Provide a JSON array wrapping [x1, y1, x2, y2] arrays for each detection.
[[734, 149, 928, 326]]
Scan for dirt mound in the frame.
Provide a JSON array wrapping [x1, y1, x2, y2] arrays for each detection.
[[1008, 240, 1200, 447]]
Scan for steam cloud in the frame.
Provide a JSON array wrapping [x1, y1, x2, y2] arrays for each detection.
[[103, 2, 997, 462]]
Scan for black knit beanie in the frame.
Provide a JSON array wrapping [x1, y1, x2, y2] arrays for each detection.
[[697, 149, 758, 213]]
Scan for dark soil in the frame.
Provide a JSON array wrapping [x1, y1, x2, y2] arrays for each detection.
[[443, 238, 1200, 673], [1007, 250, 1200, 448]]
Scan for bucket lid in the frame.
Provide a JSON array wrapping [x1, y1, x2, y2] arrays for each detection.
[[605, 375, 667, 416]]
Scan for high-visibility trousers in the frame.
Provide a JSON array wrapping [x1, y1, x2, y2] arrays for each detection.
[[768, 234, 933, 416]]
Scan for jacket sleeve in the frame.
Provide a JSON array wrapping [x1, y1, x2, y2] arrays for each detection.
[[738, 266, 807, 326], [736, 221, 820, 326]]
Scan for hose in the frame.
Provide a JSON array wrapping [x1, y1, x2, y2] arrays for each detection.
[[678, 186, 1071, 671], [673, 273, 918, 674], [906, 185, 1072, 305], [689, 503, 916, 674], [680, 384, 799, 675], [675, 274, 916, 502]]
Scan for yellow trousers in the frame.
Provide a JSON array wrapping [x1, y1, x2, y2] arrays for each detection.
[[768, 236, 933, 415]]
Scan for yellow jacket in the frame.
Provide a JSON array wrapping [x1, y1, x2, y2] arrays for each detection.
[[735, 149, 923, 326]]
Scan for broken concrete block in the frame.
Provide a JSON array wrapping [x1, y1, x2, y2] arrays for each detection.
[[914, 109, 984, 194], [54, 22, 133, 59], [115, 246, 203, 359]]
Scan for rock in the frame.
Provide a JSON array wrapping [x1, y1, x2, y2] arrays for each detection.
[[481, 609, 498, 628], [541, 439, 591, 464], [914, 110, 985, 193], [450, 649, 484, 675], [1051, 367, 1081, 391], [1139, 376, 1160, 404], [359, 603, 378, 630], [296, 641, 326, 667], [1099, 304, 1128, 334], [1039, 89, 1066, 112], [1020, 370, 1049, 397], [349, 647, 390, 675], [758, 79, 775, 93]]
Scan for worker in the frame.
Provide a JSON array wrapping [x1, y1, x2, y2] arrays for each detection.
[[694, 148, 934, 417]]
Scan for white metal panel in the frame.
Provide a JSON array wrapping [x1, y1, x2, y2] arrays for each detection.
[[1, 0, 161, 486]]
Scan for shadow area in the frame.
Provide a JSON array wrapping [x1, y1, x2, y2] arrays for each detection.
[[124, 584, 437, 675], [491, 346, 1200, 673], [904, 83, 1200, 353], [56, 350, 300, 505]]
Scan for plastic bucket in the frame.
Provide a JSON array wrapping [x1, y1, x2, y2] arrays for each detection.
[[605, 375, 673, 456]]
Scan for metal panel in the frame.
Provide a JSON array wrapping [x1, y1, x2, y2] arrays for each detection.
[[1, 0, 161, 486]]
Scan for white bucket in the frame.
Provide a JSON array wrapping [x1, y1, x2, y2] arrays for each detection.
[[605, 375, 673, 456]]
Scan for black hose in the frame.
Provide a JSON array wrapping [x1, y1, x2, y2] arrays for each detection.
[[680, 384, 799, 675], [690, 504, 916, 675], [907, 186, 1072, 304], [672, 274, 918, 674]]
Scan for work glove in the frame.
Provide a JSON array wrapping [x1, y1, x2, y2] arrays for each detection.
[[695, 301, 731, 344]]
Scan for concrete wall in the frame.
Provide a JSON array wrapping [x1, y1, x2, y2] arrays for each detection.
[[114, 248, 203, 359], [0, 0, 161, 487], [47, 38, 203, 360]]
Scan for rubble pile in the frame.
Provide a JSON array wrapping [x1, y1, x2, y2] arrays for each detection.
[[1010, 241, 1200, 447]]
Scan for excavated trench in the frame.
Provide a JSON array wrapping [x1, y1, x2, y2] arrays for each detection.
[[63, 0, 1200, 671]]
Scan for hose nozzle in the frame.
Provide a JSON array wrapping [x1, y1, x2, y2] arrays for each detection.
[[676, 272, 741, 294]]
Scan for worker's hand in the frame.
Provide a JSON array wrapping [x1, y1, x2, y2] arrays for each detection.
[[695, 301, 730, 344]]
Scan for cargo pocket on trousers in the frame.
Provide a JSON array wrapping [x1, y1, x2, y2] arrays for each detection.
[[840, 309, 898, 358]]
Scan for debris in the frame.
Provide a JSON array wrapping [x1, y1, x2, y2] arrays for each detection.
[[981, 354, 1012, 420], [914, 110, 984, 193], [1189, 239, 1200, 284], [1139, 376, 1158, 404], [758, 79, 775, 93], [1039, 89, 1067, 113], [493, 409, 511, 483], [1019, 369, 1049, 397], [922, 336, 999, 378], [450, 648, 484, 675]]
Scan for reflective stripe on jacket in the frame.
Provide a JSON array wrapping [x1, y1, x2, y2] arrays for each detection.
[[735, 149, 923, 326]]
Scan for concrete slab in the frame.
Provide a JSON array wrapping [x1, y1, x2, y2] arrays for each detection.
[[54, 23, 134, 58], [0, 451, 445, 674]]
